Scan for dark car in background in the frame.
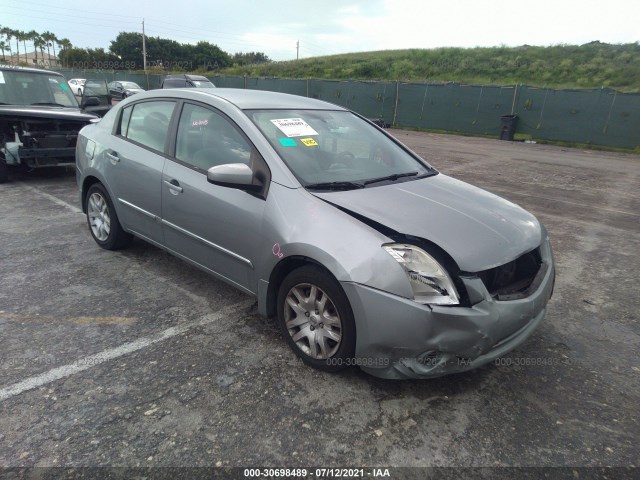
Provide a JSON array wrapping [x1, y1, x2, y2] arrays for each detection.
[[108, 81, 145, 100], [161, 74, 215, 89], [0, 66, 98, 183]]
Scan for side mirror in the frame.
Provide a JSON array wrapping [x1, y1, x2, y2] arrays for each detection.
[[82, 96, 101, 107], [207, 163, 262, 191]]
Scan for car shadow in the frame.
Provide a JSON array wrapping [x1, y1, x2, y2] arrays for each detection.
[[5, 164, 76, 183]]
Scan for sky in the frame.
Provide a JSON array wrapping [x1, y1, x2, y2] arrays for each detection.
[[1, 0, 639, 61]]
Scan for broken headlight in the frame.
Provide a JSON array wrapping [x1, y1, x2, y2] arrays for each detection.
[[383, 244, 459, 305]]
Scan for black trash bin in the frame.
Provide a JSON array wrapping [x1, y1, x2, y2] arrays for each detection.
[[499, 114, 519, 141]]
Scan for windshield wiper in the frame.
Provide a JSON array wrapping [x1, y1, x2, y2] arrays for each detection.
[[30, 102, 67, 107], [304, 181, 365, 191], [363, 171, 419, 186]]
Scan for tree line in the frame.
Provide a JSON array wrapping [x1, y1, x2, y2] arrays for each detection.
[[0, 26, 270, 72], [0, 26, 71, 65]]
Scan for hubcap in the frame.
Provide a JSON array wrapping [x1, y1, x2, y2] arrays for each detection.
[[284, 283, 342, 359], [87, 192, 111, 241]]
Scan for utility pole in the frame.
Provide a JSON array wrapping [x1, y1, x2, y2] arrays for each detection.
[[296, 40, 299, 60], [142, 19, 147, 73]]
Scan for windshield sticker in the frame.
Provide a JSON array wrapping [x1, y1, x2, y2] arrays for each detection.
[[300, 137, 318, 147], [271, 118, 319, 138], [192, 119, 208, 127], [278, 138, 297, 147], [60, 83, 69, 91], [0, 72, 4, 84]]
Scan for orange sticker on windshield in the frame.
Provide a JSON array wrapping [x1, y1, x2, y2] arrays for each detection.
[[300, 137, 318, 147]]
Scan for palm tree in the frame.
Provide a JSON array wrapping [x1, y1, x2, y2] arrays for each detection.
[[17, 30, 28, 64], [0, 26, 7, 62], [59, 38, 71, 50], [35, 37, 46, 66], [42, 31, 56, 64], [3, 29, 14, 60], [6, 28, 20, 63], [28, 30, 40, 65], [58, 38, 71, 67], [11, 29, 21, 64], [52, 36, 59, 61]]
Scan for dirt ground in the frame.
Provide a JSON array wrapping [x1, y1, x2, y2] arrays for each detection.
[[0, 131, 638, 473]]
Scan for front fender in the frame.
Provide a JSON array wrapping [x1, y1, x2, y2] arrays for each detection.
[[254, 183, 414, 312]]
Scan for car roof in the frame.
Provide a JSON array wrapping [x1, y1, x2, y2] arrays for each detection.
[[0, 66, 64, 76], [186, 88, 347, 111]]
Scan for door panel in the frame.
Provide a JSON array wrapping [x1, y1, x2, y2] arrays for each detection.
[[104, 136, 165, 243], [161, 161, 265, 292], [160, 102, 268, 292], [103, 100, 176, 244]]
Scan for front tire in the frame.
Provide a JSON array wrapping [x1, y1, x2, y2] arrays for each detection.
[[85, 183, 132, 250], [0, 155, 8, 183], [277, 265, 356, 372]]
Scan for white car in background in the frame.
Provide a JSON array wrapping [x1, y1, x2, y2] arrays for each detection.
[[68, 78, 86, 96]]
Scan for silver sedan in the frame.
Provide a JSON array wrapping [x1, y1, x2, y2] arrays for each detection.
[[76, 88, 555, 379]]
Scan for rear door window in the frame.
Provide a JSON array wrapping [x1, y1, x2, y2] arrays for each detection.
[[124, 101, 176, 153]]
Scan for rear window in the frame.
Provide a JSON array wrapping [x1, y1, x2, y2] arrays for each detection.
[[191, 80, 215, 88], [163, 79, 186, 88]]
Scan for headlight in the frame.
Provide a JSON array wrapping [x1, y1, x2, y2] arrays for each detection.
[[383, 243, 460, 305]]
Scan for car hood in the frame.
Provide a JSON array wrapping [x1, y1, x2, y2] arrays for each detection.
[[312, 173, 542, 272], [124, 88, 143, 93], [0, 105, 98, 121]]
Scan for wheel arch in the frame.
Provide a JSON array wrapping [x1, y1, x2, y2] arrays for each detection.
[[81, 175, 102, 213], [264, 255, 340, 318]]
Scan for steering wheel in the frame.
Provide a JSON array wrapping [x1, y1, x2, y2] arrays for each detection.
[[336, 151, 355, 167]]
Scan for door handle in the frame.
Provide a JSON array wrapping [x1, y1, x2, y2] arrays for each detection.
[[106, 151, 120, 163], [164, 179, 183, 193]]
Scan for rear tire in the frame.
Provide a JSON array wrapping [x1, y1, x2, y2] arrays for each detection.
[[85, 183, 132, 250], [277, 265, 356, 372]]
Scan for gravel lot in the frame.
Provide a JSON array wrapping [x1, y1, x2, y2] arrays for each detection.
[[0, 131, 638, 472]]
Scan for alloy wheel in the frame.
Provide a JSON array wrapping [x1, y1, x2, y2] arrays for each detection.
[[88, 192, 111, 241], [284, 283, 342, 359]]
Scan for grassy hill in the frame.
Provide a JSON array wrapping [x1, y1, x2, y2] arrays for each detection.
[[220, 42, 640, 91]]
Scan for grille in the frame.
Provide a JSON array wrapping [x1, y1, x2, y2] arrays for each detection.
[[477, 248, 542, 300]]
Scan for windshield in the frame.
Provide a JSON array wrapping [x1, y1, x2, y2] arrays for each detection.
[[84, 80, 108, 96], [247, 109, 434, 187], [121, 82, 141, 89], [0, 70, 78, 107]]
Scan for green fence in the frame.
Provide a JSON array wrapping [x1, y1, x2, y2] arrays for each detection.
[[395, 83, 516, 136], [514, 86, 639, 149], [55, 69, 640, 150]]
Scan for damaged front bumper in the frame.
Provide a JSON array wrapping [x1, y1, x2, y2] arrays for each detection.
[[14, 146, 77, 166], [342, 240, 555, 380]]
